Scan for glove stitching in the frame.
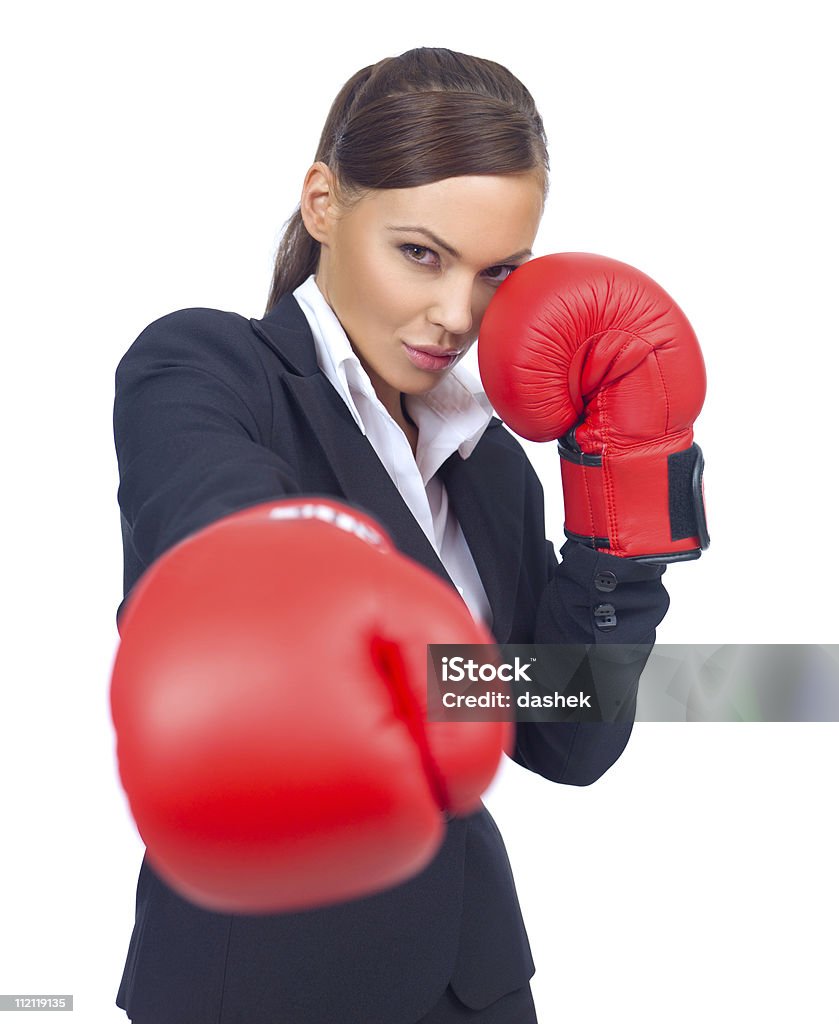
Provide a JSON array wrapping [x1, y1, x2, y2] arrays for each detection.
[[651, 347, 673, 434], [599, 389, 622, 556], [596, 333, 671, 555]]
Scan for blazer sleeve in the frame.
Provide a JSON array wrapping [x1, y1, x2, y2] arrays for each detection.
[[509, 464, 671, 786], [113, 308, 302, 623]]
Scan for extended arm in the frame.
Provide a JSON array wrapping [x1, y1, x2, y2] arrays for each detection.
[[113, 308, 301, 620]]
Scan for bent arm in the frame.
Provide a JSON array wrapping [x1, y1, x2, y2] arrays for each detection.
[[511, 531, 670, 786]]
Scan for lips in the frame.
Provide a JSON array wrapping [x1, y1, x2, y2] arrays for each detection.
[[402, 341, 462, 372]]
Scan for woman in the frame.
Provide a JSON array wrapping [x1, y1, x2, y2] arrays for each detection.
[[113, 46, 670, 1024]]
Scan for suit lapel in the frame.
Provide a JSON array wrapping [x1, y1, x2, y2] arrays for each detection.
[[439, 433, 526, 643], [285, 374, 459, 586], [250, 298, 457, 587]]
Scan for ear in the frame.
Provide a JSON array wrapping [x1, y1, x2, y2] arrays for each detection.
[[300, 162, 339, 244]]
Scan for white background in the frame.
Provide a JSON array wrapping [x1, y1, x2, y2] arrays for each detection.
[[2, 1, 837, 1021]]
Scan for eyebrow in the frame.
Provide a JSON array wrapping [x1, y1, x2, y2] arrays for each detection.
[[385, 225, 532, 264]]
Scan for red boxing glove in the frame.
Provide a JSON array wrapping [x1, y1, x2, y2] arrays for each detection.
[[478, 252, 709, 562], [110, 498, 510, 914]]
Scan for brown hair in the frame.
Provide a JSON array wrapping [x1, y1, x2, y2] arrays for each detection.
[[264, 47, 549, 314]]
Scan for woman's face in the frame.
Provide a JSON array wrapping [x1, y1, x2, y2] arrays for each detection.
[[302, 165, 544, 417]]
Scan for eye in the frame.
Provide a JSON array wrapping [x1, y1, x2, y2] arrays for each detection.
[[400, 244, 439, 267], [481, 264, 518, 284]]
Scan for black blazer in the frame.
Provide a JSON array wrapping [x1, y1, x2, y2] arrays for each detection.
[[112, 293, 670, 1024]]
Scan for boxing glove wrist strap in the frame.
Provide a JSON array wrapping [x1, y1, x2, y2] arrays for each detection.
[[557, 434, 710, 563]]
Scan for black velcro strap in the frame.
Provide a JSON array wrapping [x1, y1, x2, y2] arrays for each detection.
[[668, 443, 710, 548]]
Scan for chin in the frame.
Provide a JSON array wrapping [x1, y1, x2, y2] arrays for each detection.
[[404, 369, 452, 394]]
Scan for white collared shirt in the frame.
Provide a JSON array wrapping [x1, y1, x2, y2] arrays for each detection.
[[292, 274, 494, 629]]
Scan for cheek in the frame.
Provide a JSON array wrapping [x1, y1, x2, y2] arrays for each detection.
[[473, 292, 495, 331], [353, 248, 409, 321], [369, 273, 422, 334]]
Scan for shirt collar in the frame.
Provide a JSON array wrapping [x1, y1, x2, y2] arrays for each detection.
[[292, 274, 493, 478]]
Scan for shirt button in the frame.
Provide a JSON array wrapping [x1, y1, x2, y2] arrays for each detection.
[[594, 603, 618, 630], [594, 570, 618, 593]]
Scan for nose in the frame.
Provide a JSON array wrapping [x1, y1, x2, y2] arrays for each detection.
[[427, 277, 474, 337]]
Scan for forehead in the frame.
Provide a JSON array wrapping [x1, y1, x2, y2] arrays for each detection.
[[355, 173, 544, 262]]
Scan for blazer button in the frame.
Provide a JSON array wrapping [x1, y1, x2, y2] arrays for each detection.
[[594, 570, 618, 592], [594, 603, 618, 630]]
